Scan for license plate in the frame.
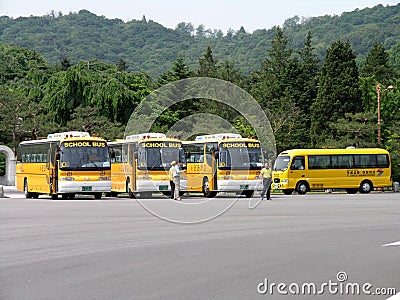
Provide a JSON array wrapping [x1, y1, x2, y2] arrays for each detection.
[[240, 185, 249, 190], [82, 186, 92, 191], [159, 185, 168, 191]]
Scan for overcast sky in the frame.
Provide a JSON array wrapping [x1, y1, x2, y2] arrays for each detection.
[[1, 0, 398, 33]]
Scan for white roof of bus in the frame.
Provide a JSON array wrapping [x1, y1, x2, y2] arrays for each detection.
[[126, 133, 166, 141], [47, 131, 90, 139], [195, 133, 242, 141]]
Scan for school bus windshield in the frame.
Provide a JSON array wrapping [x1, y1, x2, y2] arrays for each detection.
[[273, 156, 290, 171], [218, 142, 263, 170], [138, 142, 183, 170], [59, 141, 110, 170]]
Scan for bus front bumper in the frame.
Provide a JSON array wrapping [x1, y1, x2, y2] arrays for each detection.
[[135, 179, 188, 192], [217, 179, 263, 192], [58, 181, 111, 194]]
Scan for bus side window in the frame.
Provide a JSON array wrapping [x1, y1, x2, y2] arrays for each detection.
[[291, 156, 305, 170]]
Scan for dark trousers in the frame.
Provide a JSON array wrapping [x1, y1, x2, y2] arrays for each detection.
[[170, 180, 175, 199], [261, 178, 271, 199]]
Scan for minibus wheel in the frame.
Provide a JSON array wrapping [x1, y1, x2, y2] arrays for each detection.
[[359, 180, 373, 194], [296, 181, 308, 195]]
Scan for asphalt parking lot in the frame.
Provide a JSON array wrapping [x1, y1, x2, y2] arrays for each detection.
[[1, 188, 399, 300]]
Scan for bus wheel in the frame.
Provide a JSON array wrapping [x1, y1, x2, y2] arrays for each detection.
[[202, 177, 217, 198], [345, 188, 358, 194], [282, 189, 293, 195], [296, 182, 308, 195], [51, 194, 58, 200], [359, 180, 373, 194], [24, 179, 33, 198], [243, 190, 254, 198], [94, 193, 102, 199], [61, 194, 69, 200], [126, 180, 135, 198]]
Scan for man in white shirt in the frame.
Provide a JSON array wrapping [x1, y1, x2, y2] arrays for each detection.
[[172, 161, 181, 201]]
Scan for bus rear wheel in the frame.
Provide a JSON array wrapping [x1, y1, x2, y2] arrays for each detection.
[[296, 181, 308, 195], [359, 180, 373, 194], [94, 193, 102, 199]]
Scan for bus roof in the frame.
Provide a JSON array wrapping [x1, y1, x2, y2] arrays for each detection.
[[195, 133, 242, 141], [183, 137, 260, 144], [126, 133, 167, 141], [108, 136, 181, 146], [277, 148, 389, 156], [182, 133, 259, 143], [20, 135, 107, 145], [47, 131, 90, 139]]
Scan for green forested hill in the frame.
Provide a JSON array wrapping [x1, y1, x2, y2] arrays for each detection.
[[0, 4, 399, 78]]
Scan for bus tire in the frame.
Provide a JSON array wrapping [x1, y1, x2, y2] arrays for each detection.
[[359, 180, 373, 194], [282, 189, 293, 195], [51, 194, 58, 200], [24, 179, 33, 198], [94, 193, 102, 199], [243, 190, 254, 198], [126, 180, 135, 199], [296, 181, 308, 195], [345, 188, 358, 194], [202, 177, 217, 198]]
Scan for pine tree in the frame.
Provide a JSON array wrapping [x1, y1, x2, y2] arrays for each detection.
[[293, 31, 320, 148], [249, 27, 301, 152], [198, 45, 218, 77], [310, 40, 362, 147], [360, 42, 396, 84]]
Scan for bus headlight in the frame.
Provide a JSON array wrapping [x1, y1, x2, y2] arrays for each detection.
[[99, 177, 111, 181], [60, 177, 75, 181], [281, 179, 289, 184]]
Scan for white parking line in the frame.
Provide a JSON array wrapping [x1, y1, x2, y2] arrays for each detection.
[[382, 241, 400, 247]]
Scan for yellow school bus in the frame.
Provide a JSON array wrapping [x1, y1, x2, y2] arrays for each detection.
[[272, 148, 392, 195], [108, 133, 184, 198], [182, 133, 264, 198], [16, 131, 111, 199]]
